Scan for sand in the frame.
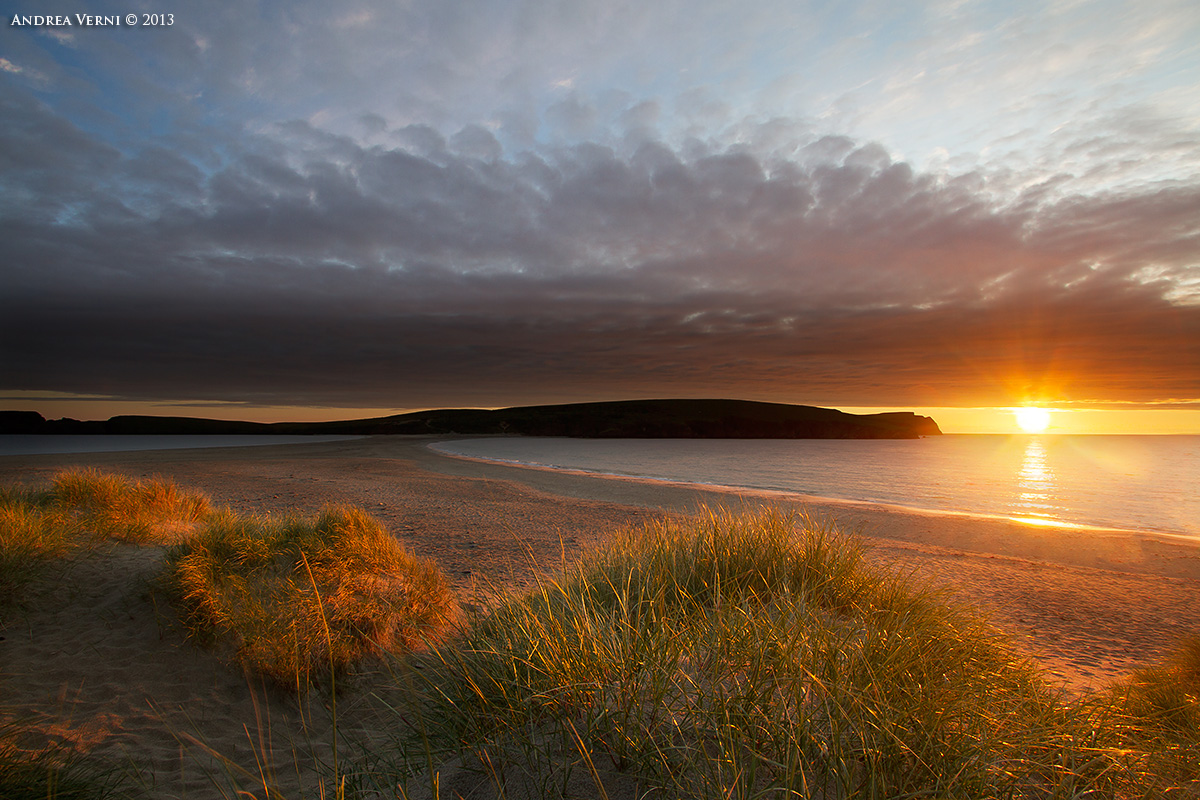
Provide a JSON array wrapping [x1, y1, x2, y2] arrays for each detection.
[[2, 434, 1199, 798]]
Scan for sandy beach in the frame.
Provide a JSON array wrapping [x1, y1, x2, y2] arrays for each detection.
[[3, 434, 1199, 798]]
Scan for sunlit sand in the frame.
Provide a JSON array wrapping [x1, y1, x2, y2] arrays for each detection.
[[2, 436, 1199, 797]]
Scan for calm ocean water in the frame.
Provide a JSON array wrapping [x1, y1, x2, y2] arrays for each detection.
[[430, 435, 1200, 538], [0, 434, 362, 456]]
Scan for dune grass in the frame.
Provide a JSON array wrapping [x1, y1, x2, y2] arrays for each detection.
[[0, 487, 80, 615], [2, 467, 460, 687], [50, 467, 210, 544], [376, 508, 1200, 799], [4, 470, 1197, 797], [1084, 635, 1200, 794], [0, 470, 213, 795], [0, 719, 129, 800], [162, 505, 461, 688], [1, 469, 211, 623]]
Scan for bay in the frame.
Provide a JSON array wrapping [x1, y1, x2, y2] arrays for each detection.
[[430, 435, 1200, 538]]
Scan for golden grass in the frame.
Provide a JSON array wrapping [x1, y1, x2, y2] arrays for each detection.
[[381, 508, 1200, 799], [1086, 635, 1200, 792], [0, 490, 79, 622], [51, 467, 210, 544], [2, 469, 210, 623], [163, 505, 461, 688], [5, 470, 1198, 798]]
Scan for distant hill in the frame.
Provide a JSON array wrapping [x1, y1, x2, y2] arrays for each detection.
[[1, 400, 941, 439]]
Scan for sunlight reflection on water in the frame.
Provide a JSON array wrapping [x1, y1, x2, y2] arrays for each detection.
[[431, 435, 1200, 537], [1016, 438, 1057, 521]]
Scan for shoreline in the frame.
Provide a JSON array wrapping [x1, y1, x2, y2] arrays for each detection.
[[3, 435, 1200, 690], [404, 437, 1200, 581], [3, 433, 1200, 796], [4, 433, 1199, 579], [426, 440, 1199, 545], [6, 431, 1197, 542]]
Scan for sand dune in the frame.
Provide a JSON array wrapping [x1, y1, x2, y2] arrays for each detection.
[[2, 435, 1198, 797]]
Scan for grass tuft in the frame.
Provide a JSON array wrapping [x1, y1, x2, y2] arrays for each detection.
[[1087, 635, 1200, 793], [2, 469, 210, 624], [50, 468, 210, 544], [0, 487, 79, 616], [384, 507, 1200, 799], [0, 719, 129, 800], [163, 505, 461, 687]]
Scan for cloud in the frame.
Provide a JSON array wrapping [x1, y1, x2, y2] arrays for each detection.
[[1, 0, 1197, 413], [2, 77, 1197, 410], [449, 124, 503, 161]]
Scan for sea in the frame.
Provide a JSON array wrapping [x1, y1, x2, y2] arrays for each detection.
[[0, 434, 362, 456], [430, 435, 1200, 539]]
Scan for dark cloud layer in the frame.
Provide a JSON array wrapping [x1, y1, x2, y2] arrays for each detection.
[[2, 71, 1197, 411]]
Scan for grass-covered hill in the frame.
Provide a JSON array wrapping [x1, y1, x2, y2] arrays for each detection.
[[1, 399, 942, 439]]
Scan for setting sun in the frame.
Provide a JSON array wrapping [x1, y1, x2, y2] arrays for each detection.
[[1014, 407, 1051, 433]]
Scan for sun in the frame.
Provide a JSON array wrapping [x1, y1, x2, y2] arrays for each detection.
[[1014, 406, 1051, 433]]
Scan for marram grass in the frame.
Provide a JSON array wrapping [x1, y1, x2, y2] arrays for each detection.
[[1083, 635, 1200, 794], [1, 469, 210, 621], [0, 718, 129, 800], [4, 470, 1199, 798], [0, 487, 79, 615], [50, 467, 210, 544], [381, 508, 1200, 800], [163, 505, 461, 687]]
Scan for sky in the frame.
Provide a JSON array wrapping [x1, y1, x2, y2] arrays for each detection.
[[2, 0, 1199, 432]]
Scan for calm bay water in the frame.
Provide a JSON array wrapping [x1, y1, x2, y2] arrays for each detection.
[[0, 434, 362, 456], [431, 435, 1200, 538]]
